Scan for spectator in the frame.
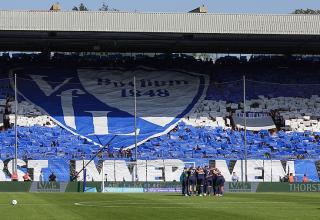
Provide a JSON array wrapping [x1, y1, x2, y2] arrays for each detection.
[[288, 173, 294, 183], [49, 172, 57, 182], [11, 172, 18, 182], [23, 172, 31, 182], [302, 174, 308, 183], [231, 172, 239, 182], [39, 170, 44, 182], [71, 171, 79, 181]]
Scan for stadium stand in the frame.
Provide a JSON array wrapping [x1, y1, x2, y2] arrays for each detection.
[[0, 53, 319, 166]]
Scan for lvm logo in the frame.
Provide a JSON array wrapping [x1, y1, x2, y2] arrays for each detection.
[[36, 182, 61, 192], [228, 182, 252, 192]]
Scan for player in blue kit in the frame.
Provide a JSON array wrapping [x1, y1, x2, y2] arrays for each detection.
[[188, 166, 197, 196], [212, 168, 219, 196], [196, 167, 205, 196], [205, 166, 213, 196], [203, 165, 208, 195], [216, 171, 225, 196]]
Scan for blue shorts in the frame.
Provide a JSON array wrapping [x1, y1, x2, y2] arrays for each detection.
[[189, 178, 196, 186], [216, 177, 225, 186], [197, 178, 205, 185], [206, 179, 213, 186]]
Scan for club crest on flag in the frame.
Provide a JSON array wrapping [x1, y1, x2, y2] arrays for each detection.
[[14, 66, 208, 148]]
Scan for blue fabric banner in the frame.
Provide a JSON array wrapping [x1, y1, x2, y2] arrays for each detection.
[[14, 66, 208, 148]]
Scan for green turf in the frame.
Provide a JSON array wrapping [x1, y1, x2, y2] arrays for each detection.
[[0, 193, 319, 220]]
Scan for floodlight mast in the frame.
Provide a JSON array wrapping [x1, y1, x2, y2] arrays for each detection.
[[134, 75, 138, 182], [14, 74, 18, 175], [101, 160, 105, 192], [243, 75, 248, 183]]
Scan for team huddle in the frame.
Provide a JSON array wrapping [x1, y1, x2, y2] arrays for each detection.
[[180, 166, 225, 197]]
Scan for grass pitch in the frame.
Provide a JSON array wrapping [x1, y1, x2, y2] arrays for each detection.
[[0, 192, 319, 220]]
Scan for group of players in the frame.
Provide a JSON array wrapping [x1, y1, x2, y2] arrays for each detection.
[[180, 166, 225, 196]]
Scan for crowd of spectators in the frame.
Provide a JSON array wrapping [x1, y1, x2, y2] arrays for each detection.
[[0, 53, 320, 161]]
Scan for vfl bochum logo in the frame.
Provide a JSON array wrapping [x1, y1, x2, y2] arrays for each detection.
[[14, 66, 208, 148]]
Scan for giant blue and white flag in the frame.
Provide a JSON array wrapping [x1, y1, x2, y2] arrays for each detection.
[[14, 66, 208, 148]]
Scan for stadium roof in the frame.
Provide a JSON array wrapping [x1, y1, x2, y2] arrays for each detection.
[[1, 10, 320, 53]]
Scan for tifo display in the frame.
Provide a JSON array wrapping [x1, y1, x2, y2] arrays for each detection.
[[0, 54, 319, 182]]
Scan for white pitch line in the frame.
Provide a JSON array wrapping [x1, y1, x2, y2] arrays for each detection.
[[73, 203, 318, 209], [74, 201, 305, 205], [74, 201, 320, 208]]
